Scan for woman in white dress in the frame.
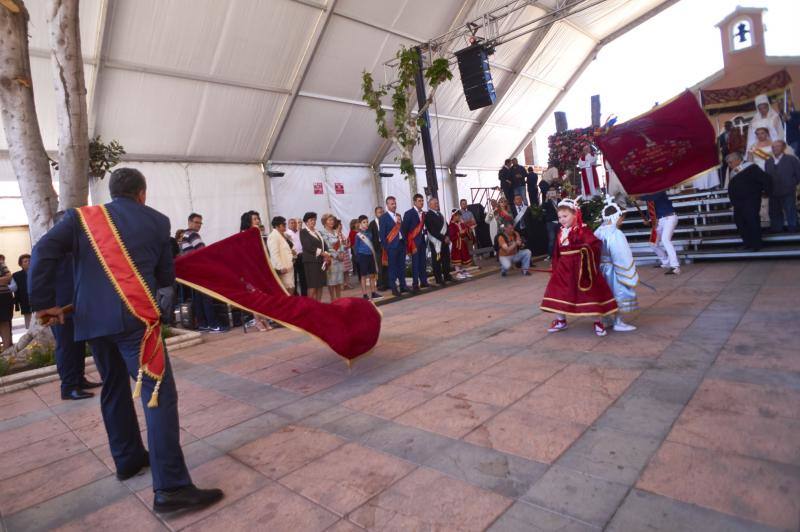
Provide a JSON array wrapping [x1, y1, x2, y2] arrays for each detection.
[[746, 94, 784, 152]]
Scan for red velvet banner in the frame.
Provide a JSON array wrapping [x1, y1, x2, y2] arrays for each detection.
[[175, 228, 381, 363], [595, 91, 719, 195]]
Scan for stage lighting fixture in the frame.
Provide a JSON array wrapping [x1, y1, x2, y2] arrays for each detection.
[[454, 173, 467, 177], [266, 171, 285, 178], [378, 172, 394, 178]]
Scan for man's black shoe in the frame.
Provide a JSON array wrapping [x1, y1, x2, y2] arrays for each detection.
[[80, 378, 102, 389], [153, 485, 224, 514], [61, 389, 94, 401], [391, 289, 402, 297], [399, 287, 409, 293], [117, 452, 149, 481], [411, 286, 421, 294]]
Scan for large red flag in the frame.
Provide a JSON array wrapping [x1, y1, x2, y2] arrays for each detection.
[[595, 90, 718, 195], [175, 228, 381, 364]]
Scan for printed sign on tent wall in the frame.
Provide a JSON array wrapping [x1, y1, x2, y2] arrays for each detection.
[[313, 182, 323, 195], [334, 183, 345, 194]]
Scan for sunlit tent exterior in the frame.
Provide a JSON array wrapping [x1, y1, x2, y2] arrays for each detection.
[[1, 0, 677, 253]]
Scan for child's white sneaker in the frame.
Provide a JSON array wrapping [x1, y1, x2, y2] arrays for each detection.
[[547, 319, 568, 333], [613, 318, 637, 332], [594, 321, 608, 337]]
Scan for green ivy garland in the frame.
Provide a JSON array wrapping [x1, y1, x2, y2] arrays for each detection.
[[362, 46, 452, 190]]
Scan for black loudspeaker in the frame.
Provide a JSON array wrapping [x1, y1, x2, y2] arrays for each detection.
[[455, 44, 496, 111]]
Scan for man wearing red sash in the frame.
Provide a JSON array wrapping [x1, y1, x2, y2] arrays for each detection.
[[29, 168, 223, 514], [401, 193, 429, 292], [379, 196, 408, 297]]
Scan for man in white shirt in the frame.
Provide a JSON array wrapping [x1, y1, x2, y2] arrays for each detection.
[[285, 218, 306, 295]]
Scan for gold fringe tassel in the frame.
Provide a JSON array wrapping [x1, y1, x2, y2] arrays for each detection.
[[147, 379, 162, 408], [132, 368, 143, 399]]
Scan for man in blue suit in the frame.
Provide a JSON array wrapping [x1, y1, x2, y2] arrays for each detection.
[[401, 193, 429, 292], [29, 168, 223, 514], [379, 196, 407, 297]]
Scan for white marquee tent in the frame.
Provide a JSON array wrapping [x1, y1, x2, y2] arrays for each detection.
[[1, 0, 677, 244]]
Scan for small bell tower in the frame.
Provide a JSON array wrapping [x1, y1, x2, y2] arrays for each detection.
[[716, 7, 767, 70]]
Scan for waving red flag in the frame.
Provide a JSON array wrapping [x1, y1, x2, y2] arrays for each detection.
[[595, 91, 718, 195], [175, 228, 381, 364]]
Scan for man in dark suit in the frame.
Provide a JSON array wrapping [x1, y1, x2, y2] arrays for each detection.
[[29, 168, 223, 514], [765, 140, 800, 233], [424, 196, 451, 286], [379, 196, 407, 296], [401, 194, 428, 292], [526, 166, 539, 206], [542, 189, 559, 258], [510, 158, 528, 205], [50, 239, 101, 400], [511, 194, 536, 248], [498, 159, 514, 203], [726, 152, 772, 250], [368, 206, 388, 290], [717, 121, 732, 188]]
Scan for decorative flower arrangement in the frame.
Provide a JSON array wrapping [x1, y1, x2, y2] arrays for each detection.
[[547, 126, 597, 172]]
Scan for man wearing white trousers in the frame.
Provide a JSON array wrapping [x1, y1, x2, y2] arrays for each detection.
[[640, 191, 680, 275]]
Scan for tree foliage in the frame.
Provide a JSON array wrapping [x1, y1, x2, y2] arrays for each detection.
[[361, 46, 452, 187]]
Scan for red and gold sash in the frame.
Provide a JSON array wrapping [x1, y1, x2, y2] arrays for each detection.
[[406, 213, 425, 255], [76, 205, 165, 407], [381, 222, 401, 266]]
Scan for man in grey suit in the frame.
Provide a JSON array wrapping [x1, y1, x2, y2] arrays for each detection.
[[765, 140, 800, 233]]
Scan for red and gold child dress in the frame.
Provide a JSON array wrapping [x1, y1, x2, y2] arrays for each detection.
[[448, 211, 474, 279], [540, 198, 618, 336]]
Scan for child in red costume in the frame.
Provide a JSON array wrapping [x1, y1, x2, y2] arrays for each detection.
[[540, 198, 618, 336], [449, 210, 474, 279]]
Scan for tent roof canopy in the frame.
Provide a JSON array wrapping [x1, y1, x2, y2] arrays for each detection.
[[2, 0, 677, 170]]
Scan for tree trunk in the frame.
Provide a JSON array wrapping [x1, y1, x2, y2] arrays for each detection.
[[0, 0, 58, 362], [48, 0, 89, 210], [0, 0, 59, 243]]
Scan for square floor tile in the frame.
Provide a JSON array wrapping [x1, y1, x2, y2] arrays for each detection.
[[274, 369, 347, 396], [523, 465, 629, 527], [52, 495, 165, 532], [464, 408, 585, 463], [349, 467, 512, 531], [0, 431, 87, 481], [180, 398, 261, 438], [488, 501, 596, 532], [545, 364, 640, 396], [280, 442, 414, 515], [231, 425, 345, 479], [515, 383, 618, 425], [0, 416, 70, 454], [343, 384, 432, 419], [138, 455, 268, 530], [395, 395, 498, 439], [184, 482, 338, 531], [0, 451, 110, 516], [637, 441, 800, 530], [482, 357, 566, 383], [445, 374, 537, 407]]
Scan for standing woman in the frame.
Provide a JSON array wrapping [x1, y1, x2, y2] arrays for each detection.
[[300, 212, 329, 301], [338, 219, 354, 290], [0, 256, 12, 350], [320, 214, 344, 301], [266, 216, 296, 293], [239, 210, 272, 331]]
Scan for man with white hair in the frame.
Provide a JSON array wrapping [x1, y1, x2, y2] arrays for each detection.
[[765, 140, 800, 233], [727, 151, 772, 250]]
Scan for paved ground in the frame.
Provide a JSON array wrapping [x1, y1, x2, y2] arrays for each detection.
[[0, 260, 798, 531]]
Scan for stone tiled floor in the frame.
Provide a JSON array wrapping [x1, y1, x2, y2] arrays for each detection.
[[1, 260, 799, 531]]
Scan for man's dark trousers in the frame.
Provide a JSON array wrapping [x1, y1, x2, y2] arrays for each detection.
[[52, 318, 86, 395], [293, 257, 307, 296], [429, 242, 451, 284], [409, 247, 427, 288], [387, 247, 407, 291], [192, 290, 219, 328], [732, 197, 763, 249], [89, 327, 191, 491]]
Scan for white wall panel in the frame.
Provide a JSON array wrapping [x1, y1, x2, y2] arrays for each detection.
[[25, 0, 102, 57]]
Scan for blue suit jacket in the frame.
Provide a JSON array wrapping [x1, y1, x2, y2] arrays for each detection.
[[379, 211, 404, 251], [29, 197, 174, 342], [401, 208, 426, 245]]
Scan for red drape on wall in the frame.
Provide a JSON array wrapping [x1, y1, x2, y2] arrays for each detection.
[[595, 91, 719, 195], [175, 228, 381, 363]]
